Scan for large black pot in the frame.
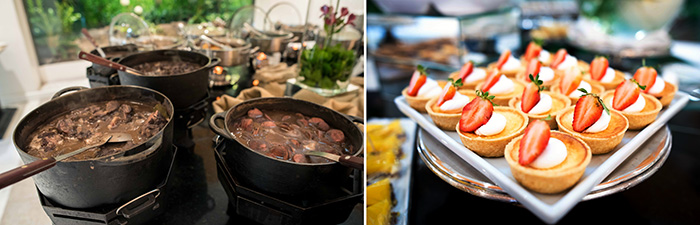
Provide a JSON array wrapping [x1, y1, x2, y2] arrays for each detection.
[[13, 86, 174, 208], [117, 50, 220, 109], [209, 97, 363, 196]]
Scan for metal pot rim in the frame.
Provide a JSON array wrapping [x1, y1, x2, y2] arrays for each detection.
[[220, 97, 363, 166], [117, 50, 218, 77], [12, 85, 175, 163]]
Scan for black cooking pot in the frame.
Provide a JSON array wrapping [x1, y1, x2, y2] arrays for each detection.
[[117, 50, 220, 109], [209, 97, 363, 196], [13, 85, 174, 208]]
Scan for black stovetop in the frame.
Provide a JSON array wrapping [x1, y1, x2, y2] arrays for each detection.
[[145, 100, 363, 225]]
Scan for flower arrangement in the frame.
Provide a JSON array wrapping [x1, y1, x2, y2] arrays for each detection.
[[298, 0, 358, 89]]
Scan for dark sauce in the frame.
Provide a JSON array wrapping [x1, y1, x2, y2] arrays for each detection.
[[26, 100, 168, 161], [133, 61, 201, 76], [230, 108, 353, 164]]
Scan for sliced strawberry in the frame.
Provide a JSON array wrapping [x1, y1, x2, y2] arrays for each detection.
[[613, 79, 642, 110], [496, 50, 511, 70], [559, 66, 582, 96], [518, 120, 550, 166], [407, 68, 427, 96], [459, 90, 494, 133], [589, 56, 609, 81], [633, 67, 657, 94], [573, 94, 604, 132], [523, 42, 542, 62], [521, 83, 541, 113], [437, 84, 456, 107], [481, 70, 501, 92], [551, 49, 568, 69], [457, 61, 475, 80], [524, 59, 541, 82]]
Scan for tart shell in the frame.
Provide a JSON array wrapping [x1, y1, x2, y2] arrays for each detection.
[[550, 82, 605, 105], [456, 107, 528, 157], [601, 91, 662, 130], [504, 131, 592, 194], [401, 80, 447, 113], [425, 90, 477, 130], [582, 70, 625, 90], [508, 91, 571, 130], [556, 106, 629, 154]]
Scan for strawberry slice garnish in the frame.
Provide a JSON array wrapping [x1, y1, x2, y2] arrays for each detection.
[[523, 42, 542, 62], [457, 61, 475, 81], [407, 65, 428, 96], [459, 90, 495, 133], [437, 78, 464, 106], [612, 79, 646, 110], [589, 56, 609, 81], [572, 90, 609, 132], [521, 74, 545, 113], [551, 49, 568, 69], [524, 59, 541, 82], [633, 66, 657, 94], [518, 120, 550, 166], [559, 66, 582, 96], [496, 50, 511, 70], [481, 69, 501, 92]]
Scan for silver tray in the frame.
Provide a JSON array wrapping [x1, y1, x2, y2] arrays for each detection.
[[417, 126, 672, 203]]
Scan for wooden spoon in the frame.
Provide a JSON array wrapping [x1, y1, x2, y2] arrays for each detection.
[[78, 51, 143, 75]]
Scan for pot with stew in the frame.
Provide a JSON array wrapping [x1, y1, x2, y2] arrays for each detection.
[[209, 97, 363, 196], [12, 86, 174, 208], [117, 50, 220, 109]]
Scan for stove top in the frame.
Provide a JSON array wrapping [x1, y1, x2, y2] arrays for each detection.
[[214, 137, 362, 225]]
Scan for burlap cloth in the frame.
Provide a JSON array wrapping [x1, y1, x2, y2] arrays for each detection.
[[212, 64, 364, 119]]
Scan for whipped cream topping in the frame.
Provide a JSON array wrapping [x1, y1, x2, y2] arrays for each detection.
[[584, 110, 611, 133], [465, 68, 487, 83], [568, 80, 592, 98], [501, 55, 521, 71], [538, 66, 555, 82], [556, 54, 578, 70], [416, 78, 442, 98], [530, 137, 568, 169], [488, 75, 515, 95], [475, 112, 506, 136], [538, 49, 551, 63], [523, 93, 552, 115], [600, 67, 616, 83], [610, 93, 645, 113], [439, 92, 470, 112], [648, 76, 666, 95]]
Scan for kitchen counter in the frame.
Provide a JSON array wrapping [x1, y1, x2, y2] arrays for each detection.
[[0, 85, 363, 225]]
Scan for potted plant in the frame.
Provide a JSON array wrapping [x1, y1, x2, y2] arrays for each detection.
[[297, 1, 358, 96]]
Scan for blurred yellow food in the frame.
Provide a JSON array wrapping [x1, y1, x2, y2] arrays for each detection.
[[366, 199, 391, 225], [367, 120, 405, 175], [366, 178, 391, 206]]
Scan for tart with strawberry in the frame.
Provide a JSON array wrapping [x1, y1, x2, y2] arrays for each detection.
[[550, 66, 604, 104], [582, 56, 625, 90], [515, 59, 559, 88], [426, 79, 477, 130], [402, 65, 448, 112], [487, 50, 523, 78], [632, 65, 677, 107], [556, 90, 628, 154], [504, 120, 592, 194], [449, 61, 488, 90], [475, 69, 525, 106], [601, 79, 662, 130], [550, 49, 590, 73], [508, 74, 571, 129], [520, 41, 553, 66], [456, 90, 528, 157]]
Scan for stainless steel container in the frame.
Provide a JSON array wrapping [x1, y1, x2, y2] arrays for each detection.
[[193, 37, 255, 67]]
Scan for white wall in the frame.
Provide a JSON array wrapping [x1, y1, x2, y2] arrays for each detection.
[[0, 0, 42, 103]]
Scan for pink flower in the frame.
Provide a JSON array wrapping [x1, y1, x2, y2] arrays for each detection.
[[325, 16, 336, 25], [320, 5, 330, 15], [340, 7, 349, 17], [346, 14, 356, 26]]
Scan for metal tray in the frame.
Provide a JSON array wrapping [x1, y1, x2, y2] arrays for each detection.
[[394, 92, 689, 223], [417, 126, 671, 202]]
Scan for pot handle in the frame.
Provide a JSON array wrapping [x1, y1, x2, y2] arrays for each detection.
[[209, 112, 232, 139], [52, 86, 89, 100], [246, 46, 260, 54], [346, 115, 364, 124], [208, 57, 222, 68], [116, 189, 160, 219]]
